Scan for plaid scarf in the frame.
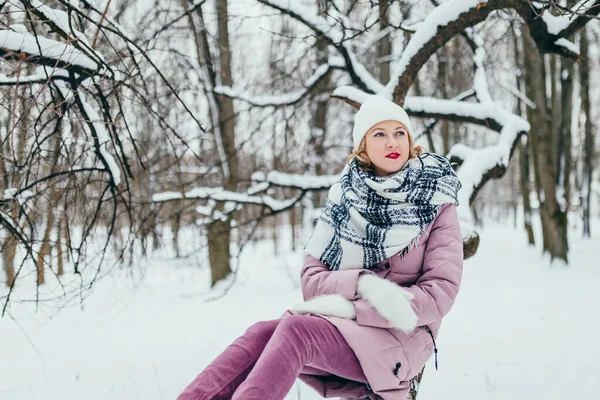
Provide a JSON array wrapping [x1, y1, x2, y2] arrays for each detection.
[[304, 153, 461, 271]]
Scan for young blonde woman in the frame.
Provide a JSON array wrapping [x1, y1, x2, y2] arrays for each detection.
[[178, 96, 463, 400]]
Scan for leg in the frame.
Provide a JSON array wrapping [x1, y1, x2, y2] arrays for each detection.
[[232, 315, 366, 400], [177, 319, 280, 400]]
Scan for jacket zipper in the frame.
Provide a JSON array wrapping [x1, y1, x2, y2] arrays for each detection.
[[424, 325, 439, 370]]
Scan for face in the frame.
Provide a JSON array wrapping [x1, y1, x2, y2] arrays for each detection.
[[364, 120, 410, 176]]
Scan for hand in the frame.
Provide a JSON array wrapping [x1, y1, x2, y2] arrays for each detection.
[[293, 294, 356, 320], [357, 274, 418, 332]]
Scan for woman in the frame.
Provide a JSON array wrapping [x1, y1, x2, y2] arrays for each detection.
[[178, 96, 463, 400]]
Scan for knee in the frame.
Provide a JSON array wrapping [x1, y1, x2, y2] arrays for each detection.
[[275, 315, 312, 339], [243, 319, 279, 342]]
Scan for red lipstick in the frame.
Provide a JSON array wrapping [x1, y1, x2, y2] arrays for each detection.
[[386, 152, 400, 159]]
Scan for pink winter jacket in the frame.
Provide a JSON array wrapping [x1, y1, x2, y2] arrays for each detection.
[[297, 203, 463, 400]]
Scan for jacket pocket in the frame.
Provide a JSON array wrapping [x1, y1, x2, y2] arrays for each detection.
[[402, 327, 434, 379], [360, 345, 410, 392]]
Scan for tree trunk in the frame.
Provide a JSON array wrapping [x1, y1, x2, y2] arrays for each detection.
[[378, 0, 391, 85], [522, 26, 568, 263], [57, 215, 65, 276], [36, 201, 56, 284], [183, 0, 236, 285], [208, 0, 237, 286], [438, 44, 450, 155], [172, 205, 182, 258], [512, 24, 535, 245], [559, 56, 574, 210], [580, 27, 593, 237], [0, 92, 15, 287], [519, 139, 535, 245], [3, 233, 17, 288], [36, 123, 65, 282], [290, 206, 297, 252], [522, 27, 549, 252]]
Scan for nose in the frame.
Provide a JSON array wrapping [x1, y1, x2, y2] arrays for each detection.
[[386, 136, 398, 148]]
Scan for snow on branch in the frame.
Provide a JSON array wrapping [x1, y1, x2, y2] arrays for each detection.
[[378, 0, 600, 103], [55, 81, 122, 186], [152, 171, 340, 223], [0, 66, 70, 86], [513, 0, 600, 55], [256, 0, 380, 94], [251, 170, 340, 190], [532, 0, 600, 37], [153, 187, 300, 214], [223, 1, 387, 106], [28, 0, 90, 44], [0, 29, 99, 77], [383, 0, 501, 102], [214, 64, 333, 107]]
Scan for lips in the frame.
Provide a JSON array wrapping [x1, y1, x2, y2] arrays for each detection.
[[386, 152, 400, 159]]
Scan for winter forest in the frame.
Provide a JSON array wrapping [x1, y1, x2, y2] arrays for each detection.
[[1, 0, 599, 399]]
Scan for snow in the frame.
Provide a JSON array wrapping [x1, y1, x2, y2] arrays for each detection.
[[0, 30, 98, 71], [533, 0, 593, 35], [252, 170, 340, 190], [498, 81, 536, 109], [153, 172, 340, 209], [75, 85, 122, 186], [332, 84, 372, 104], [540, 10, 572, 35], [260, 0, 343, 43], [53, 81, 122, 186], [153, 186, 300, 213], [448, 115, 528, 231], [214, 64, 331, 106], [472, 41, 493, 105], [381, 0, 486, 99], [30, 0, 91, 46], [259, 1, 384, 95], [555, 38, 579, 55], [0, 66, 70, 84], [331, 54, 386, 94], [1, 217, 599, 399]]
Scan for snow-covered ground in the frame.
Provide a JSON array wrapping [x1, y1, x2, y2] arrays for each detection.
[[1, 218, 599, 400]]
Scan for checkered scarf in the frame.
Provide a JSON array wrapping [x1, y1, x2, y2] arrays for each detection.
[[304, 153, 461, 271]]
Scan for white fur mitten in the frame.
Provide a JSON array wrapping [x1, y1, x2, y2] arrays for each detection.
[[357, 274, 418, 332], [294, 294, 356, 319]]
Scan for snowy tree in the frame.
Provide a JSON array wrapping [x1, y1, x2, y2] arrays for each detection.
[[0, 0, 206, 308]]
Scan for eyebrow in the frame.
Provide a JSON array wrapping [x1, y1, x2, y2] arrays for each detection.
[[372, 126, 405, 132]]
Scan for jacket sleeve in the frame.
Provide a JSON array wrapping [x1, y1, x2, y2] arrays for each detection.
[[300, 255, 373, 301], [404, 203, 464, 327]]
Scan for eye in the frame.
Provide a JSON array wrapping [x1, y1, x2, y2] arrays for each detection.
[[373, 131, 384, 137], [395, 130, 406, 136]]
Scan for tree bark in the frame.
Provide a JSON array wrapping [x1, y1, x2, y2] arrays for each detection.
[[438, 44, 450, 155], [512, 23, 535, 245], [519, 139, 536, 245], [580, 27, 593, 237], [522, 26, 550, 255], [378, 0, 391, 85], [182, 0, 236, 285], [207, 0, 237, 286], [522, 25, 568, 263]]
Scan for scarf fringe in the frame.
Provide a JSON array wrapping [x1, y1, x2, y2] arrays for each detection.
[[398, 231, 427, 259]]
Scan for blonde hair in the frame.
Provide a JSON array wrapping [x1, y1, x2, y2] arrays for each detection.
[[346, 131, 422, 172]]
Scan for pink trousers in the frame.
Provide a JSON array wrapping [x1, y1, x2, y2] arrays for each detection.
[[177, 315, 368, 400]]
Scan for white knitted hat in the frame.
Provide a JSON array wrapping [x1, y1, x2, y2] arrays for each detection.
[[351, 96, 414, 151]]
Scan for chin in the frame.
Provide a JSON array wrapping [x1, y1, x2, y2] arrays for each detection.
[[383, 162, 405, 175]]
